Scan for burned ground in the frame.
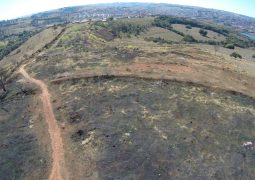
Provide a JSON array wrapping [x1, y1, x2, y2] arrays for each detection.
[[0, 76, 50, 180], [1, 17, 255, 180], [52, 77, 255, 179]]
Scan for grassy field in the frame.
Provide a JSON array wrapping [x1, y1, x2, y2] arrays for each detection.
[[172, 24, 226, 42], [0, 26, 64, 76], [199, 44, 255, 61], [142, 27, 183, 42]]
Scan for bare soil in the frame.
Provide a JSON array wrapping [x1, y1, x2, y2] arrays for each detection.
[[19, 64, 68, 180]]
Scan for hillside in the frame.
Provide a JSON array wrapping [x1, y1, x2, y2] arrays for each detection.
[[0, 11, 255, 180]]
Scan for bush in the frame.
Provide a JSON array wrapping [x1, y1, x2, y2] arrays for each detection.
[[144, 37, 173, 44], [199, 29, 208, 37], [225, 44, 235, 49], [183, 35, 197, 43], [171, 29, 184, 36], [230, 52, 242, 59], [252, 54, 255, 58], [226, 34, 254, 48], [185, 25, 192, 29]]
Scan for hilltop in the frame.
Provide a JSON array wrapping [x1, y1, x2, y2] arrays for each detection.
[[0, 6, 255, 180]]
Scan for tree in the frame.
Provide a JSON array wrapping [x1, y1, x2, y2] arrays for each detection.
[[0, 68, 7, 92], [199, 29, 208, 37]]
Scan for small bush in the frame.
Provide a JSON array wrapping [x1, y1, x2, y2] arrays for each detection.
[[185, 25, 192, 29], [225, 44, 235, 49], [183, 35, 197, 43], [252, 54, 255, 58], [199, 29, 208, 37], [230, 52, 242, 59], [171, 29, 184, 36]]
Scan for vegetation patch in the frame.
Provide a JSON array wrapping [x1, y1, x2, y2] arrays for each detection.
[[0, 30, 37, 60], [225, 43, 235, 49], [230, 52, 242, 59], [199, 29, 208, 37], [153, 15, 229, 35], [106, 19, 148, 37]]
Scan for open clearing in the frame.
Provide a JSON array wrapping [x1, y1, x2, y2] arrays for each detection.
[[142, 27, 183, 42], [172, 24, 226, 42], [199, 44, 255, 62]]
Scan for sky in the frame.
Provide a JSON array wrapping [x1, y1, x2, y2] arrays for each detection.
[[0, 0, 254, 20]]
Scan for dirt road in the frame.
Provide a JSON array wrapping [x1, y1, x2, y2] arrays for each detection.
[[19, 64, 67, 180]]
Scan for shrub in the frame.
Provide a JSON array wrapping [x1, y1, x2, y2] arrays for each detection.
[[225, 44, 235, 49], [144, 37, 173, 44], [230, 52, 242, 59], [252, 54, 255, 58], [183, 35, 197, 43], [171, 29, 184, 36], [109, 22, 147, 37], [185, 25, 192, 29], [199, 29, 208, 37], [153, 16, 229, 35]]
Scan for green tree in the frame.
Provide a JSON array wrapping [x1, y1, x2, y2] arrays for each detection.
[[199, 29, 208, 37]]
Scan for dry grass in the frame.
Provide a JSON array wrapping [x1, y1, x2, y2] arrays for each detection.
[[0, 26, 64, 75], [142, 27, 183, 42], [172, 24, 226, 42], [199, 44, 255, 62]]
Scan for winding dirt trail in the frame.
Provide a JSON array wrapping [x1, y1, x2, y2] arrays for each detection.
[[19, 64, 67, 180]]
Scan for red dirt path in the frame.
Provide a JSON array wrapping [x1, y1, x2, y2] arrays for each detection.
[[19, 64, 67, 180]]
